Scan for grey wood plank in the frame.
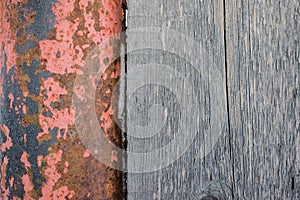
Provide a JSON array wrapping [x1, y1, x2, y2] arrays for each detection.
[[125, 0, 299, 199], [225, 0, 300, 199], [125, 0, 232, 199]]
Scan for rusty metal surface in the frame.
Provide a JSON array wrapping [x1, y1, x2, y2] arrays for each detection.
[[1, 0, 124, 199]]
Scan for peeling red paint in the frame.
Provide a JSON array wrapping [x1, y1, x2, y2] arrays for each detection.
[[83, 150, 91, 158], [52, 0, 76, 21], [39, 77, 74, 139], [0, 0, 16, 74], [41, 150, 74, 199], [22, 174, 34, 199], [63, 161, 69, 174], [20, 152, 31, 168], [1, 157, 10, 198], [100, 105, 114, 134], [37, 155, 43, 167], [1, 0, 125, 198], [0, 125, 13, 151]]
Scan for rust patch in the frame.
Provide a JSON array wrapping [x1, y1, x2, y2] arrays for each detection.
[[1, 0, 125, 199]]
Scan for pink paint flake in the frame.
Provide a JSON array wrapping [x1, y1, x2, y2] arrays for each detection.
[[83, 150, 91, 158], [0, 125, 13, 151], [39, 77, 74, 138], [20, 152, 31, 168], [99, 105, 114, 134], [41, 150, 74, 200]]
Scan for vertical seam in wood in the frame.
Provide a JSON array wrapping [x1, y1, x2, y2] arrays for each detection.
[[222, 0, 235, 198]]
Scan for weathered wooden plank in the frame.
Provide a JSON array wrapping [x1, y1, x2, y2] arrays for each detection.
[[126, 0, 232, 199], [225, 0, 300, 199], [126, 0, 299, 199]]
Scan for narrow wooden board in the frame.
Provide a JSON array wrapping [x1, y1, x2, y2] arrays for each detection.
[[126, 0, 232, 199], [225, 0, 300, 199]]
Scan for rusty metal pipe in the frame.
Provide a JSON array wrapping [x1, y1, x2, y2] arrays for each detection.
[[1, 0, 125, 199]]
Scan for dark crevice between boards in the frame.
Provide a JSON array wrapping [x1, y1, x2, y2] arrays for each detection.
[[121, 1, 128, 199], [222, 0, 235, 199]]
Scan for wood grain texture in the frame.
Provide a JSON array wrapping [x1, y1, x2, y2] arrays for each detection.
[[225, 0, 299, 199], [126, 0, 231, 199], [126, 0, 299, 199]]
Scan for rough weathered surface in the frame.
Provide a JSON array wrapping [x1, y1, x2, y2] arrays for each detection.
[[0, 0, 125, 199], [126, 0, 299, 199], [225, 0, 299, 199], [126, 0, 231, 199]]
